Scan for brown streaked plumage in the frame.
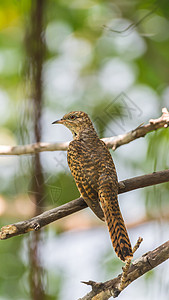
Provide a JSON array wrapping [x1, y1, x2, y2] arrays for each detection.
[[52, 111, 133, 261]]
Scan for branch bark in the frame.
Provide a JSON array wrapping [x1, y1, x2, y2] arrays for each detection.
[[0, 169, 169, 240], [0, 108, 168, 155], [79, 240, 169, 299]]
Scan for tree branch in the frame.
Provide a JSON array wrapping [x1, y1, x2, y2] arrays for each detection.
[[79, 240, 169, 299], [106, 107, 169, 150], [0, 108, 168, 155], [0, 169, 169, 240]]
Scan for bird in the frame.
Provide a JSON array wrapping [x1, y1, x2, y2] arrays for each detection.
[[52, 111, 133, 262]]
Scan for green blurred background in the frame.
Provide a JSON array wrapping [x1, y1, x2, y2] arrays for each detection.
[[0, 0, 169, 299]]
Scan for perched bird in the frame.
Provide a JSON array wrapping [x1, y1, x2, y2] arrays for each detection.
[[52, 111, 133, 262]]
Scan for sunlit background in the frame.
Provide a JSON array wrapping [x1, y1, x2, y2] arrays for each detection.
[[0, 0, 169, 299]]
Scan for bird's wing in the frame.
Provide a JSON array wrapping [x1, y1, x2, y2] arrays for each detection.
[[67, 140, 105, 221], [98, 175, 133, 261]]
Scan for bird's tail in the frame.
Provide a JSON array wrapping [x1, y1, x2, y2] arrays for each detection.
[[99, 182, 133, 262]]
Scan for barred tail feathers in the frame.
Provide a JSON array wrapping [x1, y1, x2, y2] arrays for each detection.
[[99, 181, 133, 262]]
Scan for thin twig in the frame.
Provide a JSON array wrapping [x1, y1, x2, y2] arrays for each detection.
[[132, 237, 143, 254], [118, 237, 143, 291], [118, 259, 131, 292], [103, 6, 157, 35]]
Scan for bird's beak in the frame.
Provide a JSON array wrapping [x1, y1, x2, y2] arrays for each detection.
[[52, 119, 63, 124]]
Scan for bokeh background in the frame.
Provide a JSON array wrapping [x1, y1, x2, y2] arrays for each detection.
[[0, 0, 169, 299]]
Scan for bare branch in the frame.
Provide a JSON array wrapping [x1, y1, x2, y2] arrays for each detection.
[[79, 240, 169, 299], [0, 108, 168, 155], [106, 107, 169, 150], [0, 169, 169, 240], [0, 141, 69, 155]]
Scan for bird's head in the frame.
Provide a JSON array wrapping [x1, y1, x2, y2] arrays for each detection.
[[52, 111, 94, 138]]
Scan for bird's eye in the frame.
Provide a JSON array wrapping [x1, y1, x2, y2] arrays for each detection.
[[69, 115, 76, 120]]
